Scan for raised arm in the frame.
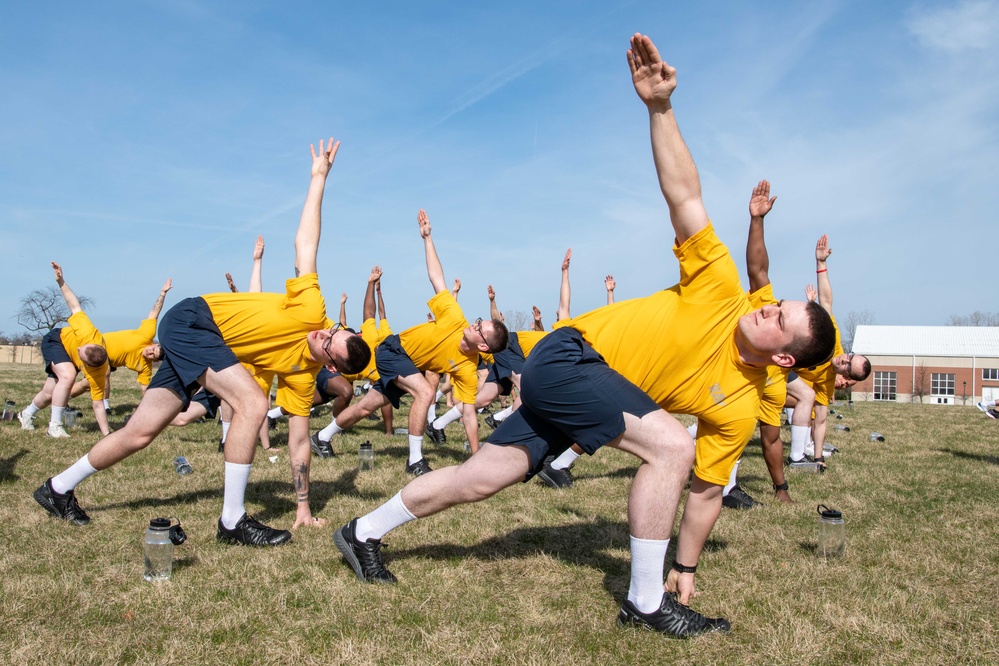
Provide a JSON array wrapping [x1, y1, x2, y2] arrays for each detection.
[[364, 266, 381, 322], [294, 138, 340, 277], [225, 273, 239, 293], [628, 34, 709, 245], [746, 179, 778, 292], [557, 248, 572, 321], [418, 209, 448, 294], [487, 285, 502, 321], [51, 263, 83, 314], [146, 279, 173, 320], [532, 305, 544, 331], [339, 293, 348, 328], [249, 235, 264, 293], [815, 235, 833, 314], [605, 275, 616, 305], [376, 276, 387, 322]]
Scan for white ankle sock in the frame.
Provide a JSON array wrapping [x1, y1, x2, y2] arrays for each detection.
[[492, 405, 515, 422], [627, 535, 670, 614], [103, 399, 110, 410], [355, 492, 417, 541], [24, 402, 41, 418], [50, 406, 65, 426], [723, 459, 740, 496], [427, 404, 436, 423], [51, 454, 98, 494], [551, 447, 580, 471], [220, 420, 231, 443], [686, 422, 698, 439], [266, 407, 284, 420], [318, 417, 343, 442], [790, 425, 809, 460], [433, 406, 462, 430], [221, 462, 252, 529], [408, 434, 423, 465]]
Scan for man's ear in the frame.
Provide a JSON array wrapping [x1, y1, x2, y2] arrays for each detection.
[[324, 362, 338, 373], [477, 342, 490, 353], [772, 352, 795, 368]]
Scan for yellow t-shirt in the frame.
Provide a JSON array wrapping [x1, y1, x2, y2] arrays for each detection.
[[59, 311, 109, 400], [747, 285, 788, 427], [202, 274, 326, 417], [794, 317, 843, 406], [398, 291, 479, 405], [515, 330, 549, 357], [341, 317, 393, 384], [104, 318, 157, 386], [558, 224, 767, 486]]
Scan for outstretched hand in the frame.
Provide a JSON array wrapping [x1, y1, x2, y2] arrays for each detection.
[[253, 235, 265, 260], [562, 248, 572, 272], [310, 138, 340, 179], [340, 292, 348, 305], [452, 279, 461, 294], [749, 180, 778, 218], [487, 285, 495, 301], [605, 275, 616, 292], [533, 306, 542, 322], [628, 33, 677, 108], [225, 273, 238, 293], [369, 265, 383, 283], [417, 209, 432, 239], [161, 278, 173, 294], [816, 234, 832, 262], [51, 262, 64, 284], [805, 283, 817, 302]]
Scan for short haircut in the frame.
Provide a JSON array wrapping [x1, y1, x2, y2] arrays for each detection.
[[339, 334, 372, 375], [81, 345, 108, 368], [852, 356, 872, 382], [787, 301, 836, 369], [485, 319, 510, 353]]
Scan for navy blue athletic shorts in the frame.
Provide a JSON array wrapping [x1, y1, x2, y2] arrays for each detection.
[[41, 328, 73, 377], [492, 331, 525, 376], [485, 363, 514, 396], [191, 388, 222, 420], [315, 366, 343, 404], [489, 327, 659, 477], [148, 297, 240, 409], [371, 334, 420, 408]]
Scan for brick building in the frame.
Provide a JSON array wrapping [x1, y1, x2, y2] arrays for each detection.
[[851, 326, 999, 404]]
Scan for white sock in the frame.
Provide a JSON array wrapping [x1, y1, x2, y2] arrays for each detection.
[[435, 390, 444, 403], [355, 491, 417, 541], [103, 399, 110, 410], [427, 403, 436, 423], [551, 447, 580, 471], [790, 425, 809, 460], [686, 422, 698, 439], [50, 405, 65, 426], [986, 399, 997, 408], [220, 420, 231, 443], [723, 459, 740, 496], [408, 434, 424, 464], [221, 462, 252, 529], [492, 405, 515, 423], [266, 407, 284, 420], [318, 417, 343, 442], [24, 402, 41, 418], [627, 535, 670, 614], [51, 454, 98, 494], [784, 407, 794, 423], [432, 406, 462, 430]]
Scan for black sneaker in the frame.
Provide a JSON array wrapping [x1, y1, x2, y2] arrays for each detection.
[[267, 416, 278, 430], [218, 437, 225, 453], [366, 413, 380, 421], [484, 414, 498, 429], [33, 478, 91, 526], [425, 422, 447, 445], [310, 432, 335, 458], [333, 518, 397, 584], [537, 458, 574, 489], [216, 513, 291, 546], [721, 485, 762, 510], [405, 458, 433, 476], [618, 592, 730, 638]]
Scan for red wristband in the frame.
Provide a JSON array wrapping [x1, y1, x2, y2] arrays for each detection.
[[816, 269, 827, 273]]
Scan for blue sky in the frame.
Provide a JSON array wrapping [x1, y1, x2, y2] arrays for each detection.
[[2, 1, 997, 339]]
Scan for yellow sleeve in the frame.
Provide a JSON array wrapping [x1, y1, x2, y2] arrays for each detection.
[[692, 416, 757, 486]]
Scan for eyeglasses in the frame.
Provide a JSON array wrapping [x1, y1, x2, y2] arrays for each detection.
[[322, 323, 342, 362], [473, 317, 489, 348]]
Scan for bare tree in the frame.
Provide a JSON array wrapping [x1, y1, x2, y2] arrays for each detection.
[[503, 310, 530, 332], [16, 286, 95, 334], [947, 311, 999, 326], [912, 362, 929, 404], [842, 309, 875, 351]]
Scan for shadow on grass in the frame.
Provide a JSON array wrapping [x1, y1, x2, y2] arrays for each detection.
[[0, 448, 29, 483], [935, 448, 999, 466]]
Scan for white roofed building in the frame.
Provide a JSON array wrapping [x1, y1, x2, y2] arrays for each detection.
[[850, 326, 999, 404]]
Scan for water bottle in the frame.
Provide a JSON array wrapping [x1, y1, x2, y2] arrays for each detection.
[[2, 400, 15, 421], [394, 428, 408, 436], [63, 409, 79, 428], [358, 441, 374, 471], [833, 424, 850, 431], [173, 456, 193, 475], [817, 504, 845, 558], [835, 414, 844, 420], [869, 432, 885, 442], [144, 518, 174, 581]]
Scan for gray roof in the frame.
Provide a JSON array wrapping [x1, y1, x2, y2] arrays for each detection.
[[852, 326, 999, 357]]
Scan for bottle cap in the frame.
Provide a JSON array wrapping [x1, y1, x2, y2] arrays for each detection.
[[816, 504, 842, 520], [149, 517, 171, 530]]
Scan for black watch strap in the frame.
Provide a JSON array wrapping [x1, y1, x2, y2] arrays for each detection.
[[773, 481, 789, 492], [671, 560, 697, 574]]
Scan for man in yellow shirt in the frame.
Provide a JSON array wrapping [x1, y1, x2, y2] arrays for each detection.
[[34, 137, 371, 544], [312, 209, 509, 474], [69, 279, 173, 411], [20, 262, 111, 439], [332, 35, 836, 638]]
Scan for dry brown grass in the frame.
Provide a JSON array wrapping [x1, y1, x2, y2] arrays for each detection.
[[2, 362, 999, 664]]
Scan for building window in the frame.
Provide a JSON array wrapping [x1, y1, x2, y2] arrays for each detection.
[[874, 371, 896, 401], [983, 368, 999, 381], [931, 373, 955, 396]]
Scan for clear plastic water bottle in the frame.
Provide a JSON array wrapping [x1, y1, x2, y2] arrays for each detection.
[[174, 456, 193, 475], [394, 428, 408, 436], [834, 424, 850, 431], [2, 400, 15, 421], [144, 518, 174, 581], [869, 432, 885, 442], [358, 441, 374, 471], [63, 409, 79, 428], [817, 504, 845, 558]]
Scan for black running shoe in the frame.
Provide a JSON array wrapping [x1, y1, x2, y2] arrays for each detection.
[[216, 513, 291, 546], [333, 518, 397, 584], [618, 592, 730, 638], [721, 485, 762, 510], [405, 458, 433, 476], [366, 413, 380, 421], [267, 416, 278, 430], [310, 432, 335, 458], [218, 437, 225, 453], [537, 458, 574, 489], [33, 478, 91, 526], [425, 422, 447, 445], [484, 414, 498, 429]]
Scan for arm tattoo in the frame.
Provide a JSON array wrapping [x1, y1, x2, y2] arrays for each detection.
[[293, 462, 310, 503]]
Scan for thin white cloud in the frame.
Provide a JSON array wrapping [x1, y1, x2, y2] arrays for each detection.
[[907, 0, 999, 52]]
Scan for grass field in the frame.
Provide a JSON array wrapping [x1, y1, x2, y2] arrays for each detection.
[[2, 361, 999, 665]]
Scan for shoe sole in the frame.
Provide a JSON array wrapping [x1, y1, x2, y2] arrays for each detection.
[[536, 468, 571, 489], [333, 527, 394, 584], [33, 486, 90, 526]]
